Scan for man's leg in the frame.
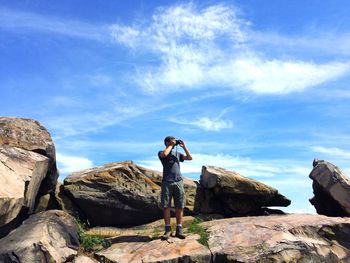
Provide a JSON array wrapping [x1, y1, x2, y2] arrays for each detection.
[[161, 182, 173, 240], [175, 208, 183, 225], [164, 207, 171, 225], [174, 181, 186, 239]]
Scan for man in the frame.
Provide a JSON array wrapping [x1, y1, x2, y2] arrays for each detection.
[[158, 136, 192, 240]]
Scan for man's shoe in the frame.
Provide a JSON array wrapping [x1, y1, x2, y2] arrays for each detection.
[[161, 230, 172, 240], [161, 226, 173, 240], [175, 226, 186, 239]]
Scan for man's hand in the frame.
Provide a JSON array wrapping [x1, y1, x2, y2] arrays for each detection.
[[178, 140, 185, 148], [179, 140, 193, 161]]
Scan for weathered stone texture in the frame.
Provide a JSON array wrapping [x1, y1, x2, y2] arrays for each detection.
[[0, 210, 79, 263]]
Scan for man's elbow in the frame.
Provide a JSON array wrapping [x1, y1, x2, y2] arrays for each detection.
[[187, 156, 193, 161]]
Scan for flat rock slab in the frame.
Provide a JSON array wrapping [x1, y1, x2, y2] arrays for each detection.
[[310, 159, 350, 216], [0, 210, 79, 263], [204, 214, 350, 262], [87, 216, 196, 239], [96, 234, 211, 263], [95, 214, 350, 263]]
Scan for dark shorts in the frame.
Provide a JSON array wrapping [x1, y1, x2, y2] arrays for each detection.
[[161, 180, 185, 209]]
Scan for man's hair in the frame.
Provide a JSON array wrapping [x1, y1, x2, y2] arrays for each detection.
[[164, 136, 175, 145]]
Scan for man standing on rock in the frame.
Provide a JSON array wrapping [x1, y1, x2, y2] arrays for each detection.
[[158, 136, 193, 240]]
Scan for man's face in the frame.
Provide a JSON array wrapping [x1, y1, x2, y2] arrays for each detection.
[[166, 138, 176, 146]]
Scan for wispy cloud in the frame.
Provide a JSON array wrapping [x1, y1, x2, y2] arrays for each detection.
[[0, 7, 109, 41], [210, 57, 350, 94], [170, 117, 233, 131], [3, 4, 350, 96], [56, 153, 94, 174], [109, 3, 350, 95], [312, 146, 350, 159]]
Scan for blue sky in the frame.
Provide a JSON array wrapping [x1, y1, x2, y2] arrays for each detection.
[[1, 0, 350, 214]]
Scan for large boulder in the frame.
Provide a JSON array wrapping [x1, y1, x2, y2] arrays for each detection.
[[194, 166, 291, 216], [0, 210, 79, 262], [0, 145, 49, 238], [309, 159, 350, 216], [63, 161, 197, 227], [95, 214, 350, 262], [0, 117, 58, 196], [64, 161, 162, 226]]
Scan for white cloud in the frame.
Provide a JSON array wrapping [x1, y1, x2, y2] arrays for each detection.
[[108, 3, 350, 95], [5, 4, 350, 97], [312, 146, 350, 159], [215, 58, 350, 94], [109, 25, 141, 48], [56, 153, 94, 174], [171, 117, 233, 131], [138, 54, 350, 95]]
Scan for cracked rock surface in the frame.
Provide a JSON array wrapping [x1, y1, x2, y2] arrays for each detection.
[[0, 145, 48, 232], [95, 214, 350, 263], [0, 210, 79, 263]]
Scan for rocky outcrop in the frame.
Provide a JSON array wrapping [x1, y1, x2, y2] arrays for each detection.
[[96, 234, 211, 263], [206, 214, 350, 262], [194, 166, 291, 216], [0, 117, 58, 196], [0, 145, 49, 237], [63, 161, 163, 227], [0, 210, 79, 262], [95, 214, 350, 263], [309, 159, 350, 217], [63, 161, 197, 227]]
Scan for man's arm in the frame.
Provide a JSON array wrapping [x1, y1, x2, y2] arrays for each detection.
[[179, 141, 192, 160], [159, 140, 176, 158]]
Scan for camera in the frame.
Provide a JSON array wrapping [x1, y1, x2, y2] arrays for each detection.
[[175, 139, 182, 146]]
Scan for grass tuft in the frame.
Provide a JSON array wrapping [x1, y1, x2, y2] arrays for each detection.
[[187, 217, 209, 247], [76, 218, 112, 252]]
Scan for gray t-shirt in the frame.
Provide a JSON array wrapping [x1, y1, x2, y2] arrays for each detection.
[[158, 150, 184, 182]]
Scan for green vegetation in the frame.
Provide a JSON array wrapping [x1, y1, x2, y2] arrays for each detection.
[[76, 218, 111, 252], [187, 217, 209, 247]]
